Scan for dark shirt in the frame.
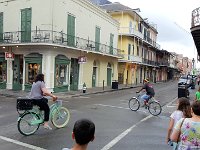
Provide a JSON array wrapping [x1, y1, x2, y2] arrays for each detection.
[[142, 83, 155, 96]]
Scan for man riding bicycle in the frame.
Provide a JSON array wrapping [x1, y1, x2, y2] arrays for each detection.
[[137, 78, 155, 105]]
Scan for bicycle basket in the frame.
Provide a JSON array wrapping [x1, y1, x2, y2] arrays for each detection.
[[17, 98, 33, 111], [56, 100, 62, 107]]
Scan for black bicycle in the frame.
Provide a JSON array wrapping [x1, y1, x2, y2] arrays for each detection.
[[128, 92, 162, 116]]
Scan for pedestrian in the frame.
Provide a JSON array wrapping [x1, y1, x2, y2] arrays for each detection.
[[195, 86, 200, 101], [29, 73, 57, 130], [197, 76, 200, 86], [166, 97, 191, 150], [171, 101, 200, 149], [62, 118, 95, 150]]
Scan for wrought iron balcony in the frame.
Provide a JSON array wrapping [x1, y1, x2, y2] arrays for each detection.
[[118, 27, 160, 50], [143, 36, 160, 49], [0, 30, 122, 58], [119, 27, 143, 39], [191, 7, 200, 56], [142, 58, 157, 66], [119, 54, 142, 63], [158, 61, 170, 66]]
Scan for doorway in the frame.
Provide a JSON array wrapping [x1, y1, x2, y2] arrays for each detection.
[[13, 55, 23, 90], [107, 63, 112, 86], [70, 58, 79, 91]]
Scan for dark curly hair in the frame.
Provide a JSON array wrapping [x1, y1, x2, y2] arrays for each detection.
[[34, 74, 44, 82], [177, 97, 192, 118]]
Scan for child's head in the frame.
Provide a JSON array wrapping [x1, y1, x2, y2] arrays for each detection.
[[191, 101, 200, 116], [72, 119, 95, 146], [177, 97, 191, 118]]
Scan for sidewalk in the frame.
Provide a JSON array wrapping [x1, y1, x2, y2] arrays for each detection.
[[0, 83, 144, 99]]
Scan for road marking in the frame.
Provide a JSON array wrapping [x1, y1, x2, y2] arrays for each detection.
[[100, 115, 152, 150], [95, 104, 129, 110], [95, 104, 147, 114], [100, 97, 178, 150], [0, 136, 46, 150]]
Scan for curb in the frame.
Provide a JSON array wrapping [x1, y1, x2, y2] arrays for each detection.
[[62, 85, 141, 98]]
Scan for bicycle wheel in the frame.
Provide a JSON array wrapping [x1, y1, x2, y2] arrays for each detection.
[[51, 107, 70, 128], [17, 112, 40, 136], [128, 97, 140, 111], [148, 101, 162, 116]]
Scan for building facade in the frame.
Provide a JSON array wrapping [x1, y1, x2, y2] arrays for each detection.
[[101, 2, 162, 85], [0, 0, 120, 92]]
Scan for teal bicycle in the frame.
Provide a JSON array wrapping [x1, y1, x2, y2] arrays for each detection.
[[16, 98, 70, 136]]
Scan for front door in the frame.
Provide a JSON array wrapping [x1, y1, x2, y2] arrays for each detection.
[[107, 68, 112, 86], [13, 55, 23, 90], [70, 58, 79, 91], [0, 57, 6, 89], [92, 67, 97, 87]]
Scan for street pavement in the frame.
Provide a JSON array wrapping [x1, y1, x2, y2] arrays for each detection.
[[0, 80, 198, 150]]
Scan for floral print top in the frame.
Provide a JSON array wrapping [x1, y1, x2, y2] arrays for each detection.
[[174, 118, 200, 149]]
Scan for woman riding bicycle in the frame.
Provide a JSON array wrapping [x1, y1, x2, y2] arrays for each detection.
[[137, 78, 155, 104], [29, 73, 57, 130]]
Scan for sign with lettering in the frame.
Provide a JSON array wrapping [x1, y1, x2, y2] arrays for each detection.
[[5, 52, 14, 60], [78, 56, 87, 64]]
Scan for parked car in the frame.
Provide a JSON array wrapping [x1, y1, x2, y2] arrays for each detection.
[[178, 75, 192, 87]]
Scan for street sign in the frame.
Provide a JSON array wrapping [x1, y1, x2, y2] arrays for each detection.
[[5, 52, 14, 60], [78, 56, 87, 64]]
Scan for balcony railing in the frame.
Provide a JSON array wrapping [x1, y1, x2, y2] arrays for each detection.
[[119, 27, 143, 39], [121, 54, 142, 62], [142, 58, 157, 66], [0, 30, 122, 58], [191, 7, 200, 28], [158, 62, 170, 66], [143, 36, 160, 49], [119, 27, 160, 49]]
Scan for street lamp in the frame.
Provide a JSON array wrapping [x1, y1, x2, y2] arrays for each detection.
[[192, 58, 195, 69]]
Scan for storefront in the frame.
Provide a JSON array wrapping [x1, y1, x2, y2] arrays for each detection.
[[54, 54, 70, 92], [24, 53, 42, 91], [0, 53, 6, 89]]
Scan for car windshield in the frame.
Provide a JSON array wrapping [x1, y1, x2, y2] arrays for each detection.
[[179, 78, 187, 83]]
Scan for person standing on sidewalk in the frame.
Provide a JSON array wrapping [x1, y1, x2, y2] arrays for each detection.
[[171, 101, 200, 149], [166, 97, 191, 149], [197, 76, 200, 86], [195, 86, 200, 101]]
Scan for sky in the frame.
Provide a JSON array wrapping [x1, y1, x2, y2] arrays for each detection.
[[109, 0, 200, 67]]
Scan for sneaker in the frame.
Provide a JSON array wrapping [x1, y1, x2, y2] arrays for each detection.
[[43, 124, 52, 130]]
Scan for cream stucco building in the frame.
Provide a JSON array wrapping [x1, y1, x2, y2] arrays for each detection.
[[0, 0, 120, 92]]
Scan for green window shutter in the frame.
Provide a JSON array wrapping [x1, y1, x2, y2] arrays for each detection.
[[21, 9, 26, 42], [95, 27, 100, 51], [21, 8, 31, 42], [128, 44, 131, 60], [0, 12, 3, 42], [109, 33, 114, 54], [67, 14, 75, 47], [26, 8, 32, 42]]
